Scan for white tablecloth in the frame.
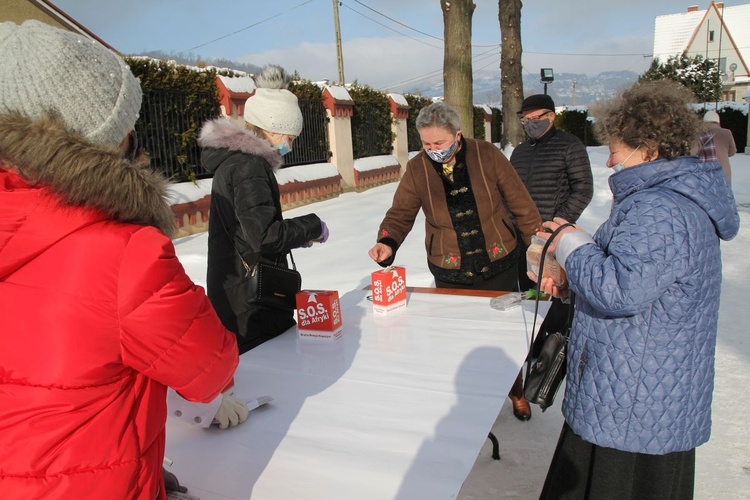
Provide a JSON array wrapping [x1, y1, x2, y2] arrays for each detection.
[[165, 289, 549, 500]]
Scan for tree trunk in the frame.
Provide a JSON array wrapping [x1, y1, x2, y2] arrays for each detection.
[[499, 0, 524, 147], [442, 0, 476, 138]]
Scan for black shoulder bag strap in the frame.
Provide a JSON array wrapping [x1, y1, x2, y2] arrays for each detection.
[[524, 223, 575, 379], [213, 199, 296, 279]]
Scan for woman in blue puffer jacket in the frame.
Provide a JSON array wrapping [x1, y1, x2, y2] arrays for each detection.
[[531, 80, 740, 499]]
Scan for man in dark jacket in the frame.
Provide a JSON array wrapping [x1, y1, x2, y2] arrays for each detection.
[[510, 94, 593, 223], [508, 94, 593, 421]]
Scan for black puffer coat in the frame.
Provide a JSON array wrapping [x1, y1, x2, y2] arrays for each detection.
[[509, 126, 593, 223], [199, 118, 322, 352]]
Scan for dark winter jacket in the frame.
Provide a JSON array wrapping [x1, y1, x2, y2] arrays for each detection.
[[376, 137, 541, 285], [557, 156, 740, 454], [0, 112, 238, 499], [509, 126, 593, 223], [198, 118, 322, 352]]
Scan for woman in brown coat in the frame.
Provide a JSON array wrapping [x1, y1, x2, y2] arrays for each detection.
[[368, 101, 541, 418]]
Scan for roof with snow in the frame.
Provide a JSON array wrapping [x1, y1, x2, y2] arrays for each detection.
[[217, 75, 256, 94], [654, 3, 750, 64]]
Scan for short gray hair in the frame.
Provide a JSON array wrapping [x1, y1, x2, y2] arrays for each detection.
[[416, 101, 461, 135]]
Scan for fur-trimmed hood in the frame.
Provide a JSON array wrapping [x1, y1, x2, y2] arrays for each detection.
[[198, 118, 283, 173], [0, 112, 175, 236]]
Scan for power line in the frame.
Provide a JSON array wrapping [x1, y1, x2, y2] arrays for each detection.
[[340, 3, 443, 50], [351, 0, 441, 41], [346, 0, 499, 49], [526, 50, 650, 57], [380, 46, 499, 92], [179, 0, 315, 54]]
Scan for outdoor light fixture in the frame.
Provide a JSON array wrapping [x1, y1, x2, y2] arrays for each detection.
[[540, 68, 554, 95]]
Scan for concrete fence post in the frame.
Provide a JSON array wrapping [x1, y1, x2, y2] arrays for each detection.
[[322, 85, 355, 187], [388, 93, 410, 174]]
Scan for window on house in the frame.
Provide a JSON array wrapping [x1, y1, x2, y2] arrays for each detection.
[[709, 30, 715, 42]]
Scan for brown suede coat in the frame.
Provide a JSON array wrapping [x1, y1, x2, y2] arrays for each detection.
[[377, 138, 541, 273]]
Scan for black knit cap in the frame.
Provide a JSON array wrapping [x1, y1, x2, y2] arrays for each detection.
[[518, 94, 555, 115]]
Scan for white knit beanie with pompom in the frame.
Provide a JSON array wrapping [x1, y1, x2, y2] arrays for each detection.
[[0, 20, 142, 147], [243, 65, 303, 136]]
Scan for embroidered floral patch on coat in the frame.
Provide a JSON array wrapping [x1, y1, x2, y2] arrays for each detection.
[[443, 253, 461, 267], [488, 242, 504, 260]]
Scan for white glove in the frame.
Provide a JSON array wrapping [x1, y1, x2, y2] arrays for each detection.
[[212, 393, 249, 430]]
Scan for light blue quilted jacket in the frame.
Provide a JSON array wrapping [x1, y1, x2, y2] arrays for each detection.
[[561, 156, 740, 454]]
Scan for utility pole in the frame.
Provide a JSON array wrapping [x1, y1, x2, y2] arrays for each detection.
[[332, 0, 345, 85], [572, 80, 576, 106]]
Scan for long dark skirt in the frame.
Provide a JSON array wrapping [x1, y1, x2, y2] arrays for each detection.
[[540, 423, 695, 500]]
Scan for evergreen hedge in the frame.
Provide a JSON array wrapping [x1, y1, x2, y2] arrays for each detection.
[[404, 94, 433, 152], [554, 108, 599, 146], [348, 85, 394, 159], [125, 57, 229, 181]]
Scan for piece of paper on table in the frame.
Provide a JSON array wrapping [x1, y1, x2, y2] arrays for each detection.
[[247, 395, 273, 411]]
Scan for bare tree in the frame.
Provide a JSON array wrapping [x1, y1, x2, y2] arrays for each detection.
[[499, 0, 524, 147], [442, 0, 476, 137]]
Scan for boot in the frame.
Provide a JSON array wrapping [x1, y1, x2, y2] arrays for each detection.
[[509, 371, 532, 421]]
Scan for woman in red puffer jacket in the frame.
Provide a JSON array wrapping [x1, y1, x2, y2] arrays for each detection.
[[0, 21, 239, 499]]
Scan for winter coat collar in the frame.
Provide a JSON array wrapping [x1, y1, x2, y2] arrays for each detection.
[[609, 155, 739, 241], [197, 118, 282, 173], [0, 112, 175, 236]]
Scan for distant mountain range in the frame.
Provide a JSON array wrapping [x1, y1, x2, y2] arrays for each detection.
[[404, 70, 641, 107]]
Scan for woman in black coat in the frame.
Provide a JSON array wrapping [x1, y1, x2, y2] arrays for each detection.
[[198, 66, 328, 353]]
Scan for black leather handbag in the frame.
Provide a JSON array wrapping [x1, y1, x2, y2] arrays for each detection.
[[523, 223, 575, 412], [216, 209, 301, 312], [244, 256, 301, 311]]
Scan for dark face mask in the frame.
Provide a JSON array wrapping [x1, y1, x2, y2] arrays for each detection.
[[523, 119, 550, 140]]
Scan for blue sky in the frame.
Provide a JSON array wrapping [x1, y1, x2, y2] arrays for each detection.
[[53, 1, 747, 91]]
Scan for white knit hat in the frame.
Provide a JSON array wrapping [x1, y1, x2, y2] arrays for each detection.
[[0, 20, 142, 147], [244, 65, 303, 136], [703, 110, 720, 124]]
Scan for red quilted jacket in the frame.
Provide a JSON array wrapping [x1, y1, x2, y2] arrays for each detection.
[[0, 114, 239, 499]]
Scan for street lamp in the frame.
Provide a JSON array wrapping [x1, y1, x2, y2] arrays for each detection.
[[540, 68, 554, 95]]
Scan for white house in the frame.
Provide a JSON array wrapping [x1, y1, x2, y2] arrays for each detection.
[[653, 1, 750, 101]]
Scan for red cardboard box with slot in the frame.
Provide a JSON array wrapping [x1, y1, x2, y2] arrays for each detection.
[[295, 290, 343, 340], [371, 266, 406, 314]]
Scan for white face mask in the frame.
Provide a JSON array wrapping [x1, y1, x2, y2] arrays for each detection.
[[611, 145, 640, 174]]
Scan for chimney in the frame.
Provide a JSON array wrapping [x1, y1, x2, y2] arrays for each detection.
[[716, 2, 724, 9], [688, 5, 699, 12]]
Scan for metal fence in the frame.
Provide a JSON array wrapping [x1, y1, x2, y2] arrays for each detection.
[[282, 99, 330, 167], [352, 106, 393, 159], [135, 90, 219, 181], [136, 92, 330, 179]]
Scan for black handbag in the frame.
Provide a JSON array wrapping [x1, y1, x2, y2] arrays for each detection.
[[523, 223, 575, 412], [243, 255, 301, 311], [216, 209, 302, 312]]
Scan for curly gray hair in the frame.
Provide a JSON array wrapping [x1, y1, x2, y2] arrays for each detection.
[[593, 80, 700, 160]]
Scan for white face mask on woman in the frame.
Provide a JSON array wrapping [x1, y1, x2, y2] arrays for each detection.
[[610, 145, 641, 174]]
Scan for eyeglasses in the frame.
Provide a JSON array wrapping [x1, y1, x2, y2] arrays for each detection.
[[519, 111, 552, 125]]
